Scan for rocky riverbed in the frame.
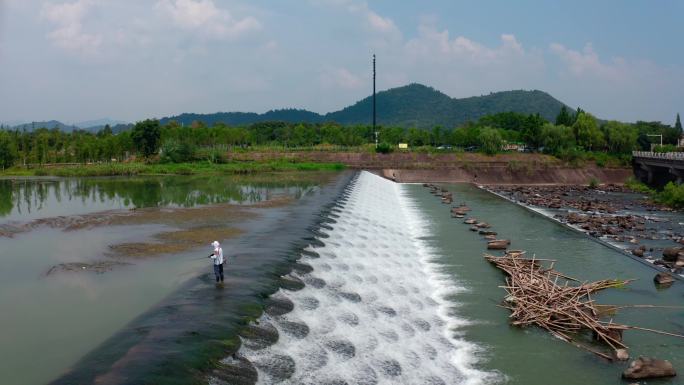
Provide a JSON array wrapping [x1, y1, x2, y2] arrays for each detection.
[[486, 185, 684, 278]]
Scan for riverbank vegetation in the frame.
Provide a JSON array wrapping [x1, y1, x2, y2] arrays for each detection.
[[0, 110, 681, 171], [625, 177, 684, 209], [0, 160, 345, 177]]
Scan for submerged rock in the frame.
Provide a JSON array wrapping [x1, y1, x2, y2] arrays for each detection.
[[631, 247, 645, 257], [653, 272, 675, 286], [238, 322, 279, 350], [213, 356, 258, 385], [279, 321, 310, 339], [324, 339, 356, 360], [292, 262, 314, 274], [45, 261, 130, 275], [487, 240, 510, 250], [253, 354, 296, 382], [279, 276, 305, 291], [662, 247, 684, 262], [623, 357, 676, 379], [264, 297, 295, 316], [374, 359, 402, 377], [338, 291, 362, 303]]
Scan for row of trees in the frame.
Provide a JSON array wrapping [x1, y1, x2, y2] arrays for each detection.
[[0, 110, 681, 168]]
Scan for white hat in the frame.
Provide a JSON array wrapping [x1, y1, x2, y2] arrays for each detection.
[[211, 241, 220, 248]]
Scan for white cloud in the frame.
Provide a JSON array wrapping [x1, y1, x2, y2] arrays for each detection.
[[312, 0, 401, 45], [405, 24, 530, 66], [547, 41, 684, 122], [319, 67, 364, 89], [40, 0, 102, 55], [155, 0, 261, 40], [549, 42, 626, 81], [395, 22, 546, 100]]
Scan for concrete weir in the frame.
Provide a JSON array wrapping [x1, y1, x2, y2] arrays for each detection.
[[221, 171, 496, 385]]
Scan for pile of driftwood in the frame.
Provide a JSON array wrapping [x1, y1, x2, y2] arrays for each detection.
[[485, 250, 684, 360]]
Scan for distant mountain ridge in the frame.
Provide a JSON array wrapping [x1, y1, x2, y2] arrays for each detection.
[[7, 83, 572, 131], [161, 84, 570, 128], [6, 118, 127, 133]]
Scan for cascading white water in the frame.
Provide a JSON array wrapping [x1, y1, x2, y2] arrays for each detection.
[[238, 171, 497, 385]]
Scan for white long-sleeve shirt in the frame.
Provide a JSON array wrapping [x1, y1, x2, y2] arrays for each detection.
[[211, 247, 224, 265]]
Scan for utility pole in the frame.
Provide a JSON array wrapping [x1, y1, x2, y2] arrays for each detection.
[[373, 54, 377, 148]]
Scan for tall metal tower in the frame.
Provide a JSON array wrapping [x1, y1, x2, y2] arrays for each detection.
[[373, 54, 377, 148]]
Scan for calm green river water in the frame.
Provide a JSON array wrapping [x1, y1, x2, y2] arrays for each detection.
[[0, 174, 333, 385], [410, 183, 684, 384]]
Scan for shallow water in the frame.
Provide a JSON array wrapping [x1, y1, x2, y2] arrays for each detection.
[[234, 173, 683, 385], [0, 173, 337, 385], [415, 183, 684, 385], [5, 172, 684, 385]]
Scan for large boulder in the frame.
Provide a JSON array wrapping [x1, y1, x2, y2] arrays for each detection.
[[662, 247, 684, 262], [487, 240, 510, 250], [622, 357, 676, 380], [654, 273, 675, 286]]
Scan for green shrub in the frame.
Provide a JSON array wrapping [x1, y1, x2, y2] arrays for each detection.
[[207, 147, 226, 164], [594, 155, 606, 168], [160, 139, 196, 163], [624, 177, 654, 194], [34, 168, 48, 176], [588, 177, 599, 189], [652, 144, 679, 153], [656, 182, 684, 208], [556, 147, 585, 167], [175, 166, 194, 175], [375, 143, 393, 154]]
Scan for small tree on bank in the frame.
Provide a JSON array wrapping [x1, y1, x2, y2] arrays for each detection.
[[131, 119, 161, 158], [555, 106, 573, 127], [479, 127, 503, 155]]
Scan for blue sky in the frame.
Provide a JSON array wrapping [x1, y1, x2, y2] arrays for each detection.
[[0, 0, 682, 125]]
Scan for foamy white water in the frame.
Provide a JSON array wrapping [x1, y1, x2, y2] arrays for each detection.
[[239, 172, 497, 385]]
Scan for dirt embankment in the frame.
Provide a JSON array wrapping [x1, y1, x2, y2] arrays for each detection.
[[383, 166, 632, 185], [228, 151, 632, 185]]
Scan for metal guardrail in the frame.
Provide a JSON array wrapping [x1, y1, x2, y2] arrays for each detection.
[[632, 151, 684, 161]]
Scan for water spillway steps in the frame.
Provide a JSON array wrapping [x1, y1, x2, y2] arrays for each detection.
[[219, 172, 496, 385]]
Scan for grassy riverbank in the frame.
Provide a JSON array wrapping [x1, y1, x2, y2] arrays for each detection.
[[0, 160, 346, 177]]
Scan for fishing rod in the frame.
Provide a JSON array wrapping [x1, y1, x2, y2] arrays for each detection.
[[192, 254, 238, 261], [191, 254, 214, 261]]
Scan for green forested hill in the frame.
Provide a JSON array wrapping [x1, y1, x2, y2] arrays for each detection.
[[158, 84, 569, 128], [11, 83, 572, 130], [326, 84, 570, 127]]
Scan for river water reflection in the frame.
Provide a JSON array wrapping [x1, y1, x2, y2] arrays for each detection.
[[0, 173, 337, 385]]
